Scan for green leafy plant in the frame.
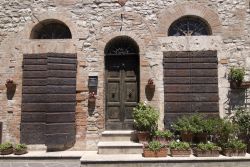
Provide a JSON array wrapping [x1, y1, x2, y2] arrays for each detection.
[[216, 119, 238, 144], [153, 130, 173, 138], [221, 139, 247, 150], [133, 102, 159, 132], [196, 142, 221, 151], [0, 142, 13, 151], [231, 108, 250, 137], [172, 114, 205, 133], [169, 141, 190, 150], [14, 144, 27, 152], [146, 140, 165, 151], [229, 67, 245, 83]]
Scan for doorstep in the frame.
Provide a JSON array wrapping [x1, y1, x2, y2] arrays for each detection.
[[0, 151, 84, 159]]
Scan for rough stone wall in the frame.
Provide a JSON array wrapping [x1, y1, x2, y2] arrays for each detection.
[[0, 0, 249, 150]]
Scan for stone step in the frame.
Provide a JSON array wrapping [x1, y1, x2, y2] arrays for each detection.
[[98, 141, 143, 154], [101, 130, 137, 142]]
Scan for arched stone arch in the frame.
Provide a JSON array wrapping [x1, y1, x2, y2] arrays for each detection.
[[22, 11, 78, 40], [98, 31, 146, 56], [158, 2, 222, 36], [97, 11, 157, 56]]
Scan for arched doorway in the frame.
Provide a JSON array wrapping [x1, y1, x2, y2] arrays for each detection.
[[105, 36, 140, 130]]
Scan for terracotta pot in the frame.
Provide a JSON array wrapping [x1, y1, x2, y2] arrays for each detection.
[[0, 147, 13, 155], [147, 84, 155, 89], [237, 149, 246, 156], [180, 131, 193, 143], [193, 149, 220, 157], [222, 148, 234, 157], [14, 149, 28, 155], [88, 97, 96, 102], [170, 149, 191, 157], [248, 143, 250, 153], [230, 80, 242, 89], [195, 133, 208, 143], [137, 131, 150, 143], [143, 147, 167, 157]]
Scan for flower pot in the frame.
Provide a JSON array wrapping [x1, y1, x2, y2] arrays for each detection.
[[143, 148, 167, 157], [180, 131, 193, 143], [0, 147, 13, 155], [222, 148, 234, 157], [170, 149, 191, 157], [137, 131, 150, 143], [14, 149, 28, 155], [195, 133, 208, 143], [88, 97, 96, 102], [237, 149, 246, 156], [230, 81, 242, 89], [193, 149, 220, 157], [147, 84, 155, 89]]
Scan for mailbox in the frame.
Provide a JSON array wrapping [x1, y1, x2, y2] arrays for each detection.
[[88, 76, 98, 88]]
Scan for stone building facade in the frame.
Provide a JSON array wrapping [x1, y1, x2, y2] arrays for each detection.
[[0, 0, 249, 151]]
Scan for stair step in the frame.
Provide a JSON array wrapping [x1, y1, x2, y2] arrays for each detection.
[[101, 130, 137, 142], [98, 141, 143, 154]]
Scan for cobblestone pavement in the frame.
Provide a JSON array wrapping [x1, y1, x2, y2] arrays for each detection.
[[0, 159, 80, 167]]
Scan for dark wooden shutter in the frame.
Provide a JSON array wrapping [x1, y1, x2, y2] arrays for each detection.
[[21, 54, 47, 144], [163, 51, 219, 128], [45, 53, 77, 150], [21, 53, 77, 150]]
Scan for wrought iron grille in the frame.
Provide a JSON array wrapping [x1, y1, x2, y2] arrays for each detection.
[[32, 22, 72, 39], [168, 16, 211, 36], [105, 36, 139, 55]]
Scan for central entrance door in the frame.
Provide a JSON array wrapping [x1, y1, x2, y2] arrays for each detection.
[[105, 36, 140, 130]]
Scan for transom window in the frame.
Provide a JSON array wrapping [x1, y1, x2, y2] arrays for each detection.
[[105, 36, 139, 55], [168, 16, 211, 36], [30, 19, 72, 39]]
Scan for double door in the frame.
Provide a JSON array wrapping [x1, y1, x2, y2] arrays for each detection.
[[105, 55, 139, 130]]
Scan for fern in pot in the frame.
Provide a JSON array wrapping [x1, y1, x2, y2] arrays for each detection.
[[133, 102, 159, 143]]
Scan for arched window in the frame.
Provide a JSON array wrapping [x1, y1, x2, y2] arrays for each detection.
[[168, 16, 212, 36], [30, 19, 72, 39], [104, 36, 139, 55]]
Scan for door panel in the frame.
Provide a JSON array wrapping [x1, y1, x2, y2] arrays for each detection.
[[163, 51, 219, 128], [106, 55, 139, 130], [21, 53, 76, 150]]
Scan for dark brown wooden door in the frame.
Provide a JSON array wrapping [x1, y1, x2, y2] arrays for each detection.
[[21, 53, 76, 150], [105, 55, 139, 130], [164, 51, 219, 128]]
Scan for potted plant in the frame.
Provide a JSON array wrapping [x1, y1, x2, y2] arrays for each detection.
[[133, 102, 159, 143], [152, 130, 173, 145], [143, 140, 167, 157], [216, 119, 238, 145], [14, 144, 28, 155], [147, 78, 155, 89], [231, 108, 250, 143], [5, 79, 16, 90], [88, 92, 96, 102], [0, 142, 13, 155], [229, 67, 245, 89], [221, 139, 247, 157], [193, 142, 221, 157], [169, 140, 191, 157], [172, 115, 196, 142]]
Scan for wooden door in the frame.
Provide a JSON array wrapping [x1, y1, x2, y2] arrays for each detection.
[[105, 55, 139, 130], [163, 51, 219, 128], [21, 53, 77, 150]]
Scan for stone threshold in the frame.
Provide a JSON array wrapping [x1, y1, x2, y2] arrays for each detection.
[[0, 151, 84, 159]]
